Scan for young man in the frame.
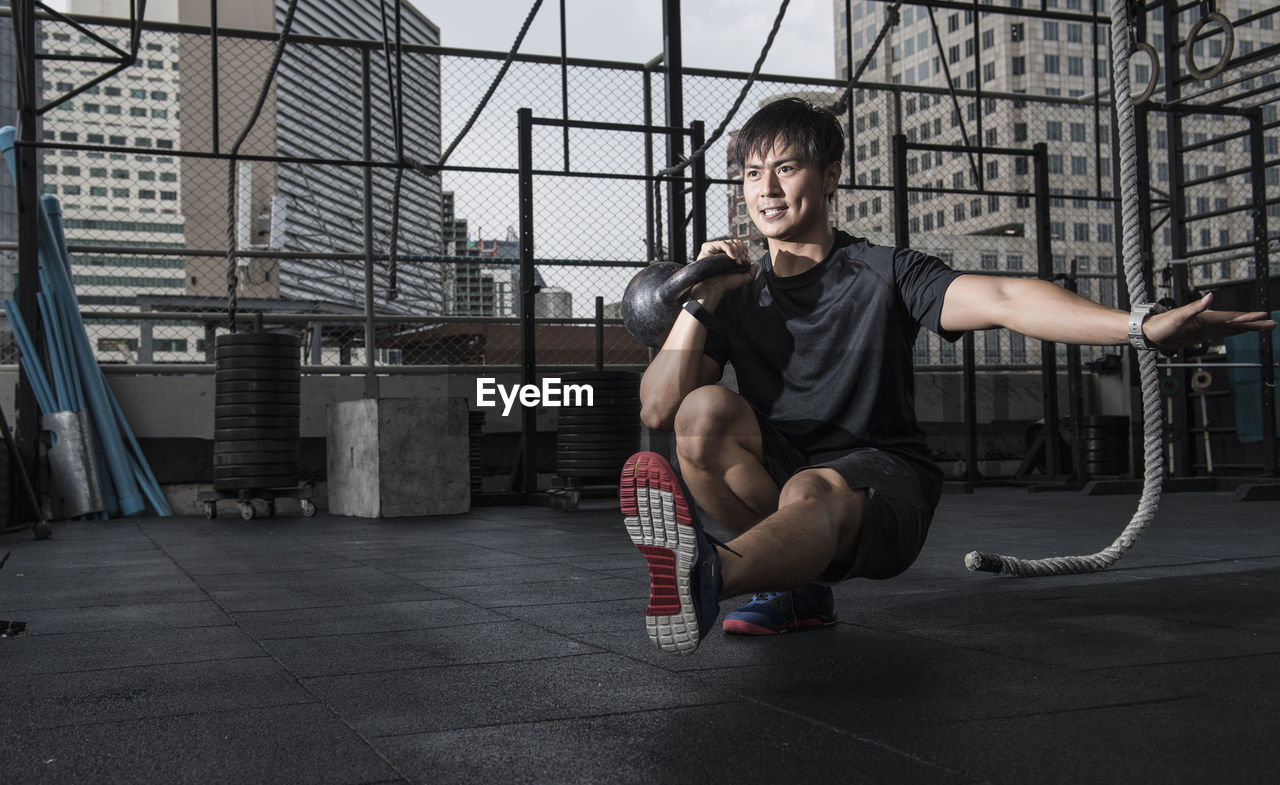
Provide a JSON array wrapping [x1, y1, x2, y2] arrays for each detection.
[[621, 97, 1276, 656]]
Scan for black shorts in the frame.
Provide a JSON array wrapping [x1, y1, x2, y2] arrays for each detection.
[[753, 410, 940, 583]]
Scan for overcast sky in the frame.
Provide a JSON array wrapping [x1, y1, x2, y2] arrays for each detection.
[[423, 0, 836, 79]]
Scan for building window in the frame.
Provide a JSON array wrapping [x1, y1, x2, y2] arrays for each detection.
[[1044, 54, 1060, 74]]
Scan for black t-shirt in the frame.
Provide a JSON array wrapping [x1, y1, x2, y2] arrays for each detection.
[[704, 230, 963, 476]]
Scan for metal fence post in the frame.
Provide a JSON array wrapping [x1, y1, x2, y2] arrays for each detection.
[[1248, 109, 1277, 475], [518, 107, 537, 496], [1033, 142, 1063, 477], [361, 47, 378, 399]]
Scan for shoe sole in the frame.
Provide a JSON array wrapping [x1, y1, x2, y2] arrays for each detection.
[[620, 451, 701, 655], [723, 617, 836, 636]]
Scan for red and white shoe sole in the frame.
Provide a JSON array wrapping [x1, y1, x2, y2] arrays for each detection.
[[722, 618, 832, 636], [620, 451, 700, 655]]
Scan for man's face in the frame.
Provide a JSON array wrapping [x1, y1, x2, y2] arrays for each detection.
[[741, 141, 839, 244]]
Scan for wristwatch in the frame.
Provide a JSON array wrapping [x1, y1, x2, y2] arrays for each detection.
[[1127, 302, 1167, 351], [682, 298, 719, 331]]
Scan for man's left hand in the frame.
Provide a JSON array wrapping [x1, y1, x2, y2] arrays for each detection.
[[1144, 293, 1277, 352]]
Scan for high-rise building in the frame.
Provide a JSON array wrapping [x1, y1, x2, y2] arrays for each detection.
[[830, 0, 1278, 363], [37, 0, 188, 362], [30, 0, 443, 362]]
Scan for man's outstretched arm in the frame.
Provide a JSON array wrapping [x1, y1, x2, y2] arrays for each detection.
[[938, 273, 1276, 352]]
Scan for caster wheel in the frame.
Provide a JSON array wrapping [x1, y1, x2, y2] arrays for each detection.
[[299, 499, 316, 517], [563, 490, 580, 512], [203, 501, 217, 519], [33, 521, 52, 540], [265, 500, 276, 518], [548, 492, 564, 511], [238, 502, 255, 520]]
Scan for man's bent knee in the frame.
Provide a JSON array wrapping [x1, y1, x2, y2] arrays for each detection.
[[673, 386, 760, 470], [779, 470, 866, 534]]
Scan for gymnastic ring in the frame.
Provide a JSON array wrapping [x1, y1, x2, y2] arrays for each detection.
[[1184, 11, 1235, 81], [1191, 369, 1213, 391], [1130, 42, 1160, 106]]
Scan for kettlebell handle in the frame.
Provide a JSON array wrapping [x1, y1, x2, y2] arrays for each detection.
[[655, 253, 746, 304]]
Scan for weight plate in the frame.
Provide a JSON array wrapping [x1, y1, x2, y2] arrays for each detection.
[[214, 477, 299, 491], [213, 466, 300, 480], [556, 457, 630, 468], [215, 380, 301, 395], [560, 373, 640, 386], [214, 367, 302, 382], [217, 427, 304, 440], [214, 414, 299, 428], [214, 452, 299, 467], [557, 409, 640, 418], [215, 357, 301, 372], [214, 404, 301, 418], [1082, 437, 1127, 451], [1159, 375, 1183, 397], [215, 333, 300, 349], [556, 434, 640, 445], [215, 392, 301, 407], [1084, 450, 1126, 462], [215, 344, 301, 358], [215, 439, 300, 453]]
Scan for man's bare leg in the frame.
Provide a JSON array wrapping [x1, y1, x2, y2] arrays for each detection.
[[672, 385, 779, 535], [717, 469, 866, 599]]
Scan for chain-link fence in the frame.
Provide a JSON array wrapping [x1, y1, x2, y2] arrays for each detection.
[[2, 1, 1277, 380]]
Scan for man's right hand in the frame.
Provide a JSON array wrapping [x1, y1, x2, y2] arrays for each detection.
[[689, 239, 757, 305]]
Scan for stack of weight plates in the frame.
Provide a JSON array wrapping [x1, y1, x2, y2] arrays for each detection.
[[555, 370, 641, 483], [469, 409, 486, 495], [213, 333, 301, 491], [1082, 414, 1130, 478]]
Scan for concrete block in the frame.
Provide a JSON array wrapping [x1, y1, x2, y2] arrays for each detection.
[[327, 397, 470, 517]]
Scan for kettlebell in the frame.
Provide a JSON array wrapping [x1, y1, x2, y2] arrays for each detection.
[[620, 253, 748, 347]]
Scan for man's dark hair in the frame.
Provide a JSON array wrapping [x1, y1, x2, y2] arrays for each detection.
[[729, 97, 845, 169]]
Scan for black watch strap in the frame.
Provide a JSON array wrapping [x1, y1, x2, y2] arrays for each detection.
[[682, 298, 719, 331]]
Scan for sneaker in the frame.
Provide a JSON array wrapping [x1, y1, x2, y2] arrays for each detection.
[[722, 584, 837, 636], [620, 451, 726, 655]]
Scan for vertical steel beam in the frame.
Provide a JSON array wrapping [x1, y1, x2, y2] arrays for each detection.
[[662, 0, 686, 263], [892, 134, 908, 247], [12, 0, 42, 510], [361, 49, 378, 399], [1247, 110, 1276, 475], [1034, 142, 1063, 476], [518, 108, 538, 496], [690, 120, 706, 249]]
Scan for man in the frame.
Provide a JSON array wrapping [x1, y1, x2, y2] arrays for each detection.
[[621, 97, 1276, 656]]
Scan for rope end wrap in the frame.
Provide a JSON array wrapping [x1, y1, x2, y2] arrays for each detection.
[[965, 551, 1005, 574]]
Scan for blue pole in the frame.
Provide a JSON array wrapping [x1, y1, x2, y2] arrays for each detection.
[[3, 300, 56, 414], [2, 129, 145, 516], [35, 290, 72, 411]]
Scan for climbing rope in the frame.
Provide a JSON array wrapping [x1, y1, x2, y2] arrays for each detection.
[[224, 0, 301, 332], [829, 1, 903, 117], [964, 0, 1165, 576], [658, 0, 790, 177], [437, 0, 544, 169]]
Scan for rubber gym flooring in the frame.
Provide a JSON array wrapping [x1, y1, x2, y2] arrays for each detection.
[[3, 485, 1279, 784]]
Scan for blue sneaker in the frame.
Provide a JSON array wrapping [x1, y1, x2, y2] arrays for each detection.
[[621, 451, 726, 655], [722, 584, 837, 636]]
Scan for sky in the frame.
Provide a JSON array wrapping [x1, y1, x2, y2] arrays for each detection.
[[423, 0, 836, 80]]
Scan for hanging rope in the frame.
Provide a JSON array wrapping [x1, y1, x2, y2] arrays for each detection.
[[964, 0, 1165, 576], [225, 0, 301, 332], [437, 0, 544, 169], [658, 0, 790, 177], [829, 1, 903, 117]]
